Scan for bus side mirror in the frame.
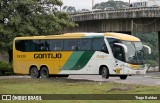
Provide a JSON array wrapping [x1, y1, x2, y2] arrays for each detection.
[[114, 43, 128, 53], [143, 45, 151, 54]]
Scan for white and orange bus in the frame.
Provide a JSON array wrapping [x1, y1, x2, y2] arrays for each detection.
[[13, 32, 151, 79]]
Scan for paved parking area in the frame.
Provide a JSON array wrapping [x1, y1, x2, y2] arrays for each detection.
[[0, 72, 160, 86]]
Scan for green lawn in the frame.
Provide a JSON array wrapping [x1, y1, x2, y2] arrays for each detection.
[[0, 78, 160, 103]]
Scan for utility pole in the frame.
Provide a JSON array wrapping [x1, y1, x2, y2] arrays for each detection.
[[92, 0, 94, 10]]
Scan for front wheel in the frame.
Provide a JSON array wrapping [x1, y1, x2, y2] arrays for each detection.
[[120, 75, 127, 80], [30, 67, 40, 78], [40, 67, 49, 78], [101, 67, 109, 79]]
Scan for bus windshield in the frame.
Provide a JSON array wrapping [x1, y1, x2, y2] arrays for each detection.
[[122, 41, 145, 65]]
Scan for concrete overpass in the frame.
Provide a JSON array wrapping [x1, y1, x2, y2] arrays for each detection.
[[66, 7, 160, 69]]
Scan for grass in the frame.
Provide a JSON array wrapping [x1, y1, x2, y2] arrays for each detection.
[[0, 78, 160, 103]]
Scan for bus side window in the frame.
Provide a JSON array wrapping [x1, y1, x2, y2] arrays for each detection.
[[25, 40, 36, 51], [15, 40, 26, 51], [101, 43, 109, 53], [34, 40, 49, 51], [92, 38, 102, 51], [63, 39, 78, 51], [113, 45, 125, 61], [50, 40, 63, 51], [107, 38, 120, 51], [78, 39, 91, 51], [92, 38, 108, 53]]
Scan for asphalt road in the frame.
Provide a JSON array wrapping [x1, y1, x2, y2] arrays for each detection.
[[0, 72, 160, 86]]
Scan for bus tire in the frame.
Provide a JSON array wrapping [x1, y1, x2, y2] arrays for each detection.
[[30, 67, 40, 78], [40, 67, 49, 78], [120, 75, 127, 80], [101, 66, 109, 79]]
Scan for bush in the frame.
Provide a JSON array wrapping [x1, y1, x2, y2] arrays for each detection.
[[147, 60, 158, 67], [0, 61, 13, 75]]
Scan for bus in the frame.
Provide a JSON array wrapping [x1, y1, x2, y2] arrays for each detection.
[[13, 32, 151, 79]]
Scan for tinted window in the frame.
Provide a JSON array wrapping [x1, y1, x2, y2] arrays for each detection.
[[78, 39, 91, 50], [49, 40, 63, 51], [107, 38, 120, 49], [15, 40, 50, 52], [25, 40, 36, 51], [92, 38, 104, 51], [63, 39, 78, 50], [113, 45, 125, 61], [15, 38, 109, 52], [15, 40, 26, 51], [34, 40, 49, 51], [92, 38, 109, 53]]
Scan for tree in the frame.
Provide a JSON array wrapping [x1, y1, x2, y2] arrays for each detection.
[[134, 32, 158, 66], [93, 1, 129, 10], [0, 0, 76, 51], [62, 6, 76, 13]]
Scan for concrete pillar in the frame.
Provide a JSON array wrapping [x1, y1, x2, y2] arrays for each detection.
[[158, 32, 160, 72]]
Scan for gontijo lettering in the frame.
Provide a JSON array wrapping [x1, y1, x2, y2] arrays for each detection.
[[34, 53, 62, 59]]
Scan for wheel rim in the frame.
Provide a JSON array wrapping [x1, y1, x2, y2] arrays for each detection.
[[41, 69, 47, 77], [31, 68, 38, 78], [40, 67, 49, 78]]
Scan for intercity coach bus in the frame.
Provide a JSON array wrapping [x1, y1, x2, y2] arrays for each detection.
[[13, 32, 151, 79]]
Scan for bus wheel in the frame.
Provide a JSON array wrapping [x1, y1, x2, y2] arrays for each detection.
[[30, 67, 40, 78], [40, 67, 49, 78], [101, 66, 109, 79], [120, 75, 127, 80]]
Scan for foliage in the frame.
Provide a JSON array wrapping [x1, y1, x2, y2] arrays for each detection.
[[93, 0, 129, 10], [62, 6, 76, 13], [148, 60, 158, 67], [0, 61, 12, 72], [134, 32, 158, 66], [0, 0, 76, 50]]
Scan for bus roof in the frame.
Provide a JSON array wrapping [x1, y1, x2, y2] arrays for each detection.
[[14, 32, 140, 41], [104, 32, 140, 41]]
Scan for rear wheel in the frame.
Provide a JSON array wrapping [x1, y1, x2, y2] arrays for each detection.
[[30, 67, 40, 78], [120, 75, 127, 80], [40, 67, 49, 78], [101, 66, 109, 79]]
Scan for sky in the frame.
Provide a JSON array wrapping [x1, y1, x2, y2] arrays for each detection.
[[61, 0, 138, 10]]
